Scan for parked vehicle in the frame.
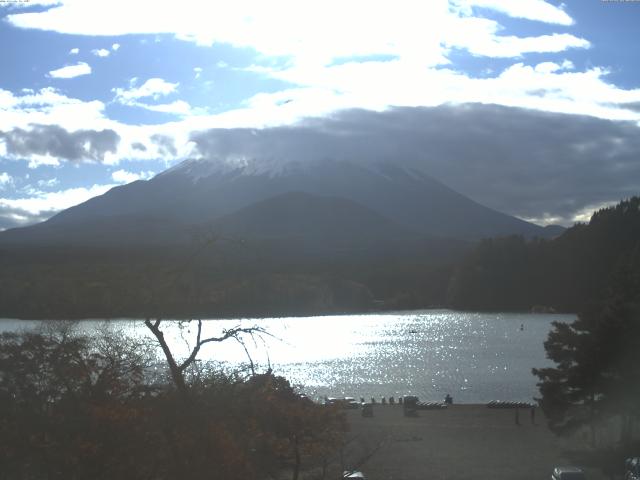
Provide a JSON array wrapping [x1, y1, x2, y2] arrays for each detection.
[[402, 395, 446, 412], [325, 397, 360, 409], [625, 457, 640, 480], [403, 395, 419, 416], [403, 395, 419, 405], [343, 470, 366, 479], [551, 466, 586, 480]]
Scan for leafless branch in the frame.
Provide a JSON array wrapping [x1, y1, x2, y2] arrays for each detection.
[[235, 335, 256, 376]]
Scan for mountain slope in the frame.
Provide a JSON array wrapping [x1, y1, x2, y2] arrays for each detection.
[[10, 158, 554, 246], [213, 191, 409, 240], [0, 158, 562, 318], [210, 191, 425, 259]]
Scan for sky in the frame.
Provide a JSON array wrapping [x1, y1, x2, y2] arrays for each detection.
[[0, 0, 639, 230]]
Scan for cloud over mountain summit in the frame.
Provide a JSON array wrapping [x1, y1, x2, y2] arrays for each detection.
[[189, 104, 640, 225]]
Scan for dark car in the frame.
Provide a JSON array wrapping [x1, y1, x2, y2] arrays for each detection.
[[625, 457, 640, 480], [325, 397, 360, 409]]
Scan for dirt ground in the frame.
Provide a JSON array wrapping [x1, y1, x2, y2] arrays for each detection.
[[342, 404, 606, 480]]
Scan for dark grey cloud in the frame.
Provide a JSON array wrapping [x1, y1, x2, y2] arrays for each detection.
[[190, 104, 640, 225], [0, 124, 120, 163], [131, 142, 147, 151], [151, 134, 177, 156], [621, 102, 640, 113]]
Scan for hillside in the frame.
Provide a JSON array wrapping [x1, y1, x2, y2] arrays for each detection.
[[0, 157, 563, 318], [1, 158, 556, 248], [447, 196, 640, 312]]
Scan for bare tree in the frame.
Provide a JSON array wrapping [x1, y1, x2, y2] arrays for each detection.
[[143, 317, 267, 396], [141, 231, 270, 395]]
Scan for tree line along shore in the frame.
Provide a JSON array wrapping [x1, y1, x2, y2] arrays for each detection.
[[1, 197, 639, 320]]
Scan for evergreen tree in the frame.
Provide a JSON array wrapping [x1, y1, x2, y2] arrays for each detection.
[[449, 196, 640, 312], [533, 248, 640, 443]]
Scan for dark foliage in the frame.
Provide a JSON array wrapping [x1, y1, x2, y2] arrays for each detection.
[[532, 247, 640, 441], [0, 328, 347, 480], [0, 236, 463, 319], [448, 196, 640, 312]]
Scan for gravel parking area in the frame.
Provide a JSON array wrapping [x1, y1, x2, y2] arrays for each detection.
[[343, 404, 605, 480]]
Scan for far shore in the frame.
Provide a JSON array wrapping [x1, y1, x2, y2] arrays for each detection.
[[4, 306, 576, 322]]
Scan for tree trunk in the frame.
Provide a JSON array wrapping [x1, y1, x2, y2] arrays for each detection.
[[589, 392, 596, 448], [292, 434, 301, 480], [144, 319, 188, 397]]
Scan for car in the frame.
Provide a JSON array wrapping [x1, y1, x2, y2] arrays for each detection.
[[551, 466, 586, 480], [403, 395, 419, 405], [325, 397, 360, 409], [343, 470, 366, 479], [625, 457, 640, 480]]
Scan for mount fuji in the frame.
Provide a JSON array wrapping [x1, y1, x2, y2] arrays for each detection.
[[0, 158, 559, 252]]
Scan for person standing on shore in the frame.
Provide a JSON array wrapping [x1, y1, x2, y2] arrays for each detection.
[[530, 406, 535, 425]]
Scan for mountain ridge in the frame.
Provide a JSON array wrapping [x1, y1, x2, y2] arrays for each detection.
[[2, 157, 561, 248]]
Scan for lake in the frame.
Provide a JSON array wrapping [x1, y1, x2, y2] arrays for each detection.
[[0, 310, 573, 403]]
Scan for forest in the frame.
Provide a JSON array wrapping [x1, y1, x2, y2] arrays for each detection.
[[0, 197, 638, 319], [448, 196, 640, 312]]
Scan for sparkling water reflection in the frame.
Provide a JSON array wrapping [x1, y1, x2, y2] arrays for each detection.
[[0, 310, 573, 403]]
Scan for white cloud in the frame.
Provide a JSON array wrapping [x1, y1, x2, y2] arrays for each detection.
[[0, 0, 59, 7], [0, 172, 12, 186], [111, 78, 191, 116], [111, 169, 154, 183], [459, 0, 574, 26], [448, 27, 590, 58], [37, 178, 60, 188], [2, 59, 640, 172], [244, 58, 640, 124], [140, 100, 192, 115], [26, 154, 62, 169], [534, 60, 574, 74], [6, 0, 585, 65], [91, 48, 110, 57], [0, 87, 191, 165], [48, 61, 91, 79], [0, 87, 107, 132], [111, 43, 120, 51], [113, 78, 178, 102], [69, 47, 79, 55], [0, 184, 115, 217], [0, 1, 636, 173]]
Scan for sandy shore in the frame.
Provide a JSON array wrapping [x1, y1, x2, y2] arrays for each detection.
[[343, 404, 606, 480]]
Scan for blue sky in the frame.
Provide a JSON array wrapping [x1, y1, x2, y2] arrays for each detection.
[[0, 0, 639, 229]]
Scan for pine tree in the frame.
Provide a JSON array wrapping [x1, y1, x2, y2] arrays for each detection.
[[533, 249, 640, 444]]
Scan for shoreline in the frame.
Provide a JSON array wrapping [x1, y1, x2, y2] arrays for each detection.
[[2, 306, 576, 322]]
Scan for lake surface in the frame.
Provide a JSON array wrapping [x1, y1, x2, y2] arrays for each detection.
[[0, 310, 574, 403]]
